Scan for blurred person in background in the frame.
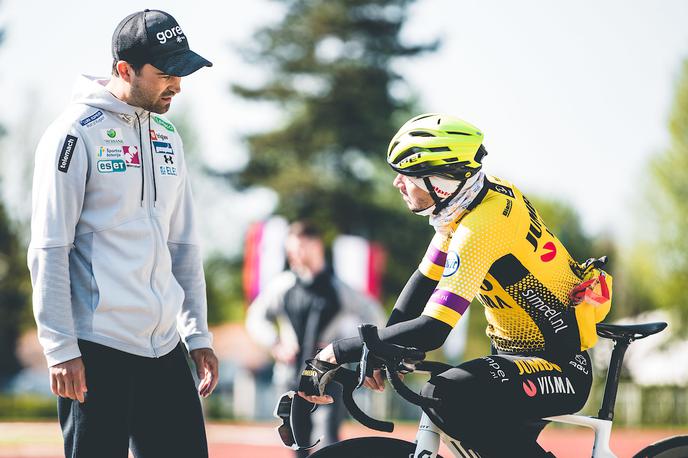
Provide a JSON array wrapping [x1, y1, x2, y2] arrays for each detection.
[[247, 220, 384, 456], [28, 9, 217, 458]]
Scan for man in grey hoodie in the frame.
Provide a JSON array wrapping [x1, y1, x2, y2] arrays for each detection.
[[29, 10, 217, 458]]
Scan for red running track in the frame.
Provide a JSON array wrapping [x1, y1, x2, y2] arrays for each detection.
[[0, 421, 685, 457]]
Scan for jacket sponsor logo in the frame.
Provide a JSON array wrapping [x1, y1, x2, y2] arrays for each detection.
[[522, 376, 576, 397], [160, 165, 177, 176], [483, 356, 509, 383], [540, 241, 557, 262], [478, 293, 512, 309], [152, 141, 174, 155], [523, 379, 537, 397], [443, 251, 460, 277], [97, 159, 126, 173], [523, 196, 554, 252], [520, 289, 569, 333], [152, 115, 175, 132], [149, 130, 169, 141], [156, 25, 185, 44], [79, 110, 103, 127], [502, 198, 512, 217], [98, 146, 123, 158], [569, 354, 589, 375], [123, 146, 140, 167], [491, 183, 515, 198], [102, 128, 124, 144], [164, 155, 174, 165], [57, 135, 78, 173], [515, 357, 562, 375]]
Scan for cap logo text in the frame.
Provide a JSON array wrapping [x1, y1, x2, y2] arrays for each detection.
[[157, 26, 185, 44]]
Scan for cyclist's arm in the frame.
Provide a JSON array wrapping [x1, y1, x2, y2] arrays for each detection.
[[385, 270, 438, 326], [386, 231, 450, 326], [334, 314, 451, 363], [333, 198, 514, 364]]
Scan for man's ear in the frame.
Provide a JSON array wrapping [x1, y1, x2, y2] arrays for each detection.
[[115, 61, 133, 82]]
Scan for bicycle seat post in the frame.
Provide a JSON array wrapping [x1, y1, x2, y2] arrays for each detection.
[[597, 336, 632, 421]]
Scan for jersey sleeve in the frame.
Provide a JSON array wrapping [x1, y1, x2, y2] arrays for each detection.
[[421, 200, 515, 327], [418, 231, 453, 281]]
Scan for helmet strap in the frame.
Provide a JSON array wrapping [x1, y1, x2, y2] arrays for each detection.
[[422, 177, 466, 216]]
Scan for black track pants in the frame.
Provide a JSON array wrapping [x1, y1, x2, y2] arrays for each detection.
[[58, 340, 208, 458]]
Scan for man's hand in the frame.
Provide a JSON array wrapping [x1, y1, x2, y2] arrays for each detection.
[[50, 357, 87, 403], [190, 348, 219, 398], [271, 339, 299, 364]]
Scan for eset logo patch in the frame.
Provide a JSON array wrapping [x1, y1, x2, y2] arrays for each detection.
[[97, 159, 126, 173], [443, 251, 460, 277]]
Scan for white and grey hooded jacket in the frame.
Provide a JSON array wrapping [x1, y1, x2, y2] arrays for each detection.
[[29, 75, 212, 367]]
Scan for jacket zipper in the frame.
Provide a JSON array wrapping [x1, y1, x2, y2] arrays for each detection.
[[136, 113, 164, 357]]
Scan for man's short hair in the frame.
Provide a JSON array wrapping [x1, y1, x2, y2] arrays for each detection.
[[288, 220, 322, 240], [111, 59, 146, 77]]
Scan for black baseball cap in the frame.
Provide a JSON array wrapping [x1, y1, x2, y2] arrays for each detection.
[[112, 9, 212, 77]]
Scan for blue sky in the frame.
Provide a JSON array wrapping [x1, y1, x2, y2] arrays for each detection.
[[1, 0, 687, 254]]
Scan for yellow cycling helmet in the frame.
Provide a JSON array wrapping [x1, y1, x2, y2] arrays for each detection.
[[387, 113, 487, 180]]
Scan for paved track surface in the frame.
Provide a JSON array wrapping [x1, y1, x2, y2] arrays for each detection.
[[0, 421, 684, 457]]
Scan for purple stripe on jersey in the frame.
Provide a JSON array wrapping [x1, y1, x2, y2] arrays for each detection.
[[425, 245, 447, 266], [429, 289, 470, 315]]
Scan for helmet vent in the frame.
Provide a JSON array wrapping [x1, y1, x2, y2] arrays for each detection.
[[408, 131, 435, 137], [394, 147, 421, 164], [446, 131, 471, 136], [443, 158, 459, 163], [428, 146, 450, 152]]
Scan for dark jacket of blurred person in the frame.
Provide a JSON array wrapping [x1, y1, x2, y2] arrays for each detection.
[[246, 221, 384, 454]]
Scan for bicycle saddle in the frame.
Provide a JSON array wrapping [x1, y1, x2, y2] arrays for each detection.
[[596, 322, 667, 341]]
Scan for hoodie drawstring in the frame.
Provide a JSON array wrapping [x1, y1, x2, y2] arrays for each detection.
[[135, 113, 145, 206], [148, 117, 158, 205], [135, 113, 158, 207]]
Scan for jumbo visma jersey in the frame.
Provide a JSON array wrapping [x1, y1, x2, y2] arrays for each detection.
[[419, 176, 591, 355]]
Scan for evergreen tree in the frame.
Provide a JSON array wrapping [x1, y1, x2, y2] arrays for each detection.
[[232, 0, 438, 304], [0, 8, 32, 381], [647, 58, 688, 321]]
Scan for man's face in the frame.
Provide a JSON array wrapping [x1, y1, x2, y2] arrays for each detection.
[[393, 174, 434, 213], [128, 64, 181, 114], [285, 234, 325, 273]]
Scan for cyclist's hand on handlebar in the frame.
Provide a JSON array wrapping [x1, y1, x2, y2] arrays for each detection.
[[363, 369, 405, 392], [363, 369, 386, 392], [297, 358, 340, 405]]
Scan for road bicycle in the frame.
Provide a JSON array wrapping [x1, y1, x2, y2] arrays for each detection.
[[275, 321, 688, 457]]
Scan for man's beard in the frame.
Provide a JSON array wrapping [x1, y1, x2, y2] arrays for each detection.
[[129, 83, 169, 114]]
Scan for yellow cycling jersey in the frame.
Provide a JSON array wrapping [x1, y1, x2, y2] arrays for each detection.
[[418, 176, 603, 354]]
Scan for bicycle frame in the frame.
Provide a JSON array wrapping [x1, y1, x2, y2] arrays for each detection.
[[413, 412, 477, 458], [411, 412, 617, 458]]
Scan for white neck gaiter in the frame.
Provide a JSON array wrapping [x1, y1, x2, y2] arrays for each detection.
[[410, 172, 485, 233]]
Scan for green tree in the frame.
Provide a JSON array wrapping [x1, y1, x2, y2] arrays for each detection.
[[0, 7, 33, 381], [231, 0, 438, 305], [646, 59, 688, 322]]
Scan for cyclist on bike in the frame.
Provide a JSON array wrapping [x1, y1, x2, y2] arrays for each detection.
[[299, 114, 612, 457]]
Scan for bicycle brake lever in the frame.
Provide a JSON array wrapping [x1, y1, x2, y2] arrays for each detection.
[[356, 344, 371, 389]]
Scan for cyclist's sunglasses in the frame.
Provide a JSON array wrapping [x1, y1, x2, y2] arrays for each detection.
[[274, 391, 321, 450]]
